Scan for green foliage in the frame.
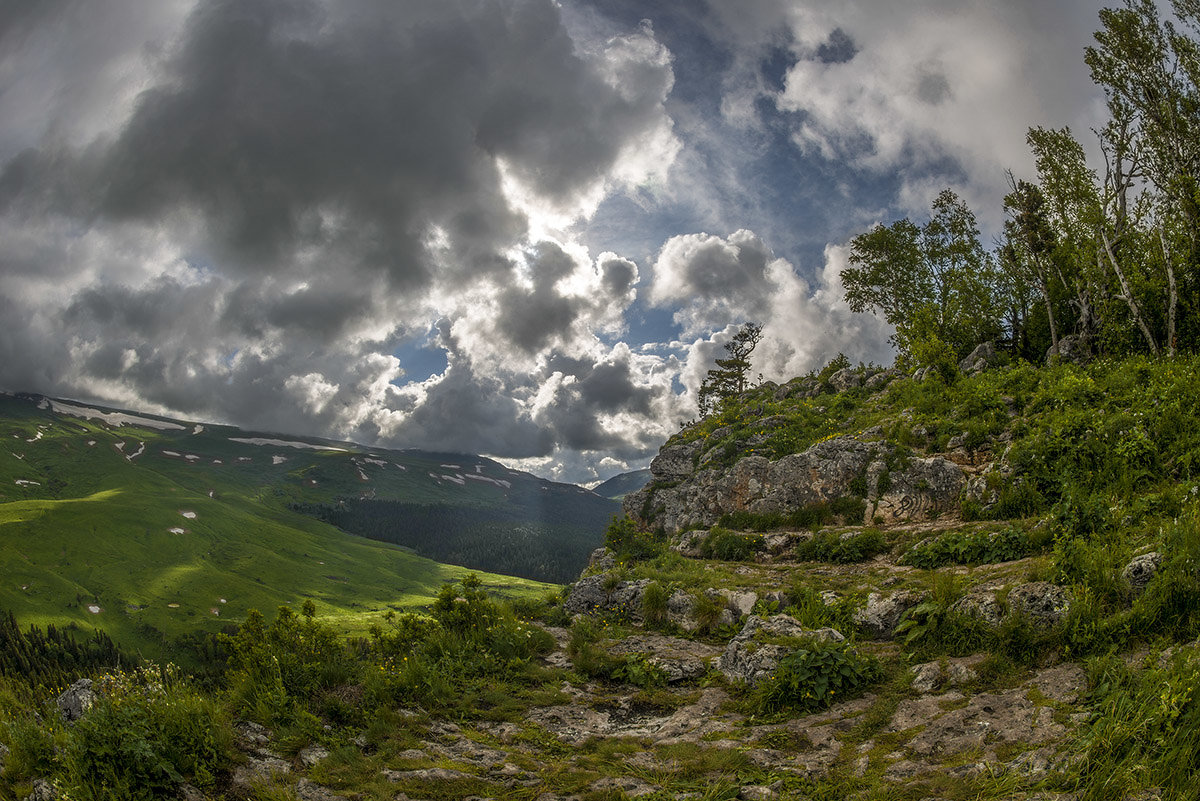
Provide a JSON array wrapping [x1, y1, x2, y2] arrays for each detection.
[[783, 584, 858, 633], [901, 526, 1036, 569], [698, 527, 764, 561], [641, 581, 669, 629], [58, 664, 232, 801], [894, 575, 987, 658], [718, 497, 867, 533], [1073, 650, 1200, 801], [750, 639, 881, 714], [698, 323, 763, 416], [604, 516, 663, 561], [795, 528, 886, 564]]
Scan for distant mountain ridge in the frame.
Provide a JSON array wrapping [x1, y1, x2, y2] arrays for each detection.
[[0, 391, 609, 654], [591, 469, 652, 500]]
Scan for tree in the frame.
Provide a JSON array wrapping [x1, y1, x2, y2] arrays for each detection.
[[698, 323, 763, 416], [842, 189, 1002, 361]]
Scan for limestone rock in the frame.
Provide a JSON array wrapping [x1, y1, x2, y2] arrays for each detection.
[[828, 368, 863, 392], [608, 635, 721, 683], [717, 614, 843, 685], [1123, 552, 1162, 596], [1008, 582, 1073, 627], [649, 441, 701, 481], [25, 779, 57, 801], [958, 342, 998, 374], [383, 767, 478, 782], [865, 369, 900, 392], [563, 575, 651, 622], [590, 776, 657, 797], [586, 547, 616, 574], [873, 457, 965, 526], [952, 591, 1003, 628], [298, 743, 330, 768], [911, 662, 943, 693], [56, 678, 96, 722], [855, 591, 925, 640], [1047, 333, 1092, 365], [296, 778, 349, 801], [719, 589, 758, 618], [232, 755, 290, 789]]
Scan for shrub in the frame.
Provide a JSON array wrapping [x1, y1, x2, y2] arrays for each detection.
[[642, 582, 669, 629], [900, 526, 1033, 569], [58, 664, 232, 801], [895, 574, 986, 658], [699, 527, 763, 561], [750, 639, 880, 714], [795, 528, 886, 563], [604, 516, 662, 561]]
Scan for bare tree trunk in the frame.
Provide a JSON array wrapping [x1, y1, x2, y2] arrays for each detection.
[[1100, 227, 1160, 356], [1160, 227, 1178, 357], [1032, 255, 1059, 356]]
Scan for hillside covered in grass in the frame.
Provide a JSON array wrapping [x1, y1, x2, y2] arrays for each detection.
[[0, 392, 598, 659], [6, 354, 1200, 801]]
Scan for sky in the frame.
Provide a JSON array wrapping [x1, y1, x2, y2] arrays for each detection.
[[0, 0, 1109, 484]]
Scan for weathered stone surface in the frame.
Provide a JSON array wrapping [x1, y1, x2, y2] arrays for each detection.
[[527, 686, 733, 745], [828, 368, 863, 392], [586, 547, 616, 574], [854, 591, 925, 640], [1047, 333, 1092, 365], [865, 369, 900, 392], [609, 635, 721, 683], [563, 575, 651, 621], [717, 614, 843, 685], [383, 767, 479, 782], [952, 590, 1003, 628], [56, 678, 95, 722], [666, 589, 698, 630], [959, 342, 998, 374], [649, 441, 701, 481], [1123, 552, 1162, 596], [296, 778, 349, 801], [873, 457, 965, 526], [910, 658, 980, 694], [232, 755, 291, 788], [590, 776, 658, 797], [25, 779, 57, 801], [738, 785, 779, 800], [719, 589, 758, 618], [1008, 582, 1073, 628], [298, 743, 330, 768], [911, 662, 943, 693]]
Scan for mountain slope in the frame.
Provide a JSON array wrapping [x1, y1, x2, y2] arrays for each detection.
[[0, 392, 586, 654], [591, 468, 651, 500]]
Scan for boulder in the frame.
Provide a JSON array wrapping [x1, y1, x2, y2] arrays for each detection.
[[828, 368, 864, 392], [865, 369, 900, 392], [56, 678, 96, 722], [717, 614, 844, 685], [586, 547, 616, 574], [25, 779, 57, 801], [1047, 333, 1092, 365], [958, 342, 998, 374], [1007, 582, 1073, 628], [563, 575, 652, 622], [607, 635, 721, 683], [873, 457, 966, 526], [854, 591, 925, 640], [298, 743, 330, 768], [649, 441, 701, 481], [719, 589, 759, 618], [1123, 552, 1162, 596], [951, 591, 1003, 628]]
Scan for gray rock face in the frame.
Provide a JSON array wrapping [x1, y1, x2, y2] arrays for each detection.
[[717, 614, 844, 685], [873, 457, 966, 526], [628, 432, 966, 535], [952, 591, 1003, 628], [607, 635, 721, 683], [958, 342, 998, 374], [828, 368, 864, 392], [56, 678, 96, 722], [296, 778, 349, 801], [586, 547, 616, 574], [854, 591, 926, 640], [865, 368, 900, 392], [649, 441, 701, 481], [1123, 552, 1162, 596], [1007, 582, 1073, 627], [1047, 333, 1092, 365], [563, 575, 651, 622]]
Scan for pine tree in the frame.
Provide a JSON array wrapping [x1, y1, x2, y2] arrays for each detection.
[[698, 323, 763, 417]]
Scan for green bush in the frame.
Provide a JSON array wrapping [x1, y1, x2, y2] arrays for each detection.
[[795, 528, 886, 563], [750, 639, 880, 714], [604, 516, 663, 561], [900, 526, 1034, 569], [699, 527, 763, 561], [894, 574, 987, 658], [58, 665, 232, 801]]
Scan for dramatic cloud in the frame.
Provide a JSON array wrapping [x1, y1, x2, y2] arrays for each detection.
[[0, 0, 1110, 482]]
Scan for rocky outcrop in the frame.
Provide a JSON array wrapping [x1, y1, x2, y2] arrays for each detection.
[[717, 615, 844, 685], [958, 342, 999, 374], [563, 575, 651, 621], [56, 678, 95, 722], [1047, 333, 1092, 365], [1123, 552, 1161, 596], [607, 635, 721, 683], [854, 591, 926, 640], [626, 433, 967, 535], [1007, 582, 1073, 628]]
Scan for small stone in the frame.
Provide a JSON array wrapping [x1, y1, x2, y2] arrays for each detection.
[[1007, 582, 1073, 628], [911, 662, 943, 693], [56, 678, 96, 722], [298, 743, 330, 767], [1122, 552, 1162, 596], [739, 785, 778, 800]]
